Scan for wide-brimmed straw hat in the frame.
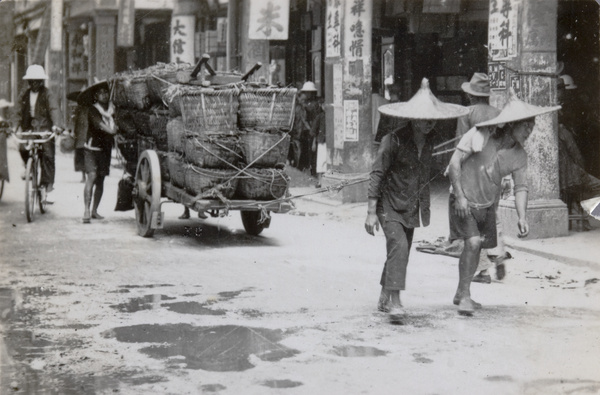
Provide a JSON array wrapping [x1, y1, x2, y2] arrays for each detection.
[[461, 73, 491, 97], [378, 78, 469, 120], [476, 90, 561, 127], [77, 80, 109, 105], [67, 91, 82, 102]]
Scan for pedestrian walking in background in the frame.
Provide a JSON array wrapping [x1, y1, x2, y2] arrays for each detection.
[[299, 81, 319, 174], [67, 90, 89, 183], [78, 80, 117, 223], [13, 65, 63, 201], [557, 75, 600, 230], [310, 98, 326, 188], [448, 91, 560, 316], [288, 89, 308, 168], [365, 78, 469, 319], [453, 73, 508, 284]]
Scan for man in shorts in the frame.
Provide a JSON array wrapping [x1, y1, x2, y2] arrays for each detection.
[[448, 91, 560, 315]]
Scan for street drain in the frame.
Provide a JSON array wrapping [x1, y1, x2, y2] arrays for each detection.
[[330, 345, 387, 357], [105, 324, 299, 371]]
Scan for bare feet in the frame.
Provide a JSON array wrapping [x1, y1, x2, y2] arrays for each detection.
[[457, 298, 475, 316], [179, 208, 191, 220], [453, 295, 482, 309], [91, 212, 104, 220], [377, 292, 390, 313]]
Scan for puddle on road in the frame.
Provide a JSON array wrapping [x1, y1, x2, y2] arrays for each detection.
[[261, 379, 303, 388], [163, 301, 226, 315], [329, 345, 387, 357], [109, 294, 176, 313], [106, 324, 299, 371]]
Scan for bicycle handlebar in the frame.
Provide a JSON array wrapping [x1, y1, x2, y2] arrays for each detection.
[[13, 130, 59, 145]]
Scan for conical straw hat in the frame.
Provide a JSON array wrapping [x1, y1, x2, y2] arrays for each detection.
[[378, 78, 469, 120], [476, 90, 561, 127]]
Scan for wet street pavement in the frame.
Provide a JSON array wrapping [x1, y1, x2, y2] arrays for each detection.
[[1, 146, 600, 394]]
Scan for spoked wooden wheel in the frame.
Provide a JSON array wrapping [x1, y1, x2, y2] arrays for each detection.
[[134, 150, 161, 237], [24, 157, 36, 223], [241, 210, 270, 236]]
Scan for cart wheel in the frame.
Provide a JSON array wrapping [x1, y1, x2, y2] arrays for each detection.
[[241, 210, 270, 236], [25, 157, 36, 223], [0, 179, 4, 200], [134, 150, 161, 237]]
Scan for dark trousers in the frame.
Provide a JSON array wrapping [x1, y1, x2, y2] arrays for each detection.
[[378, 213, 415, 291], [19, 140, 55, 186]]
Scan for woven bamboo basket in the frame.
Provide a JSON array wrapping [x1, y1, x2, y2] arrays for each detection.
[[126, 77, 150, 110], [147, 72, 177, 104], [179, 86, 240, 132], [133, 111, 152, 136], [236, 168, 290, 200], [167, 154, 186, 188], [238, 88, 297, 130], [166, 117, 186, 153], [149, 109, 170, 140], [114, 108, 137, 139], [184, 165, 239, 199], [240, 130, 290, 168], [111, 78, 130, 108], [184, 135, 241, 169]]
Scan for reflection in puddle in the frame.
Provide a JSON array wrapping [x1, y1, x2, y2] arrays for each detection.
[[261, 379, 303, 388], [109, 294, 176, 313], [107, 324, 299, 371], [163, 301, 226, 315], [330, 345, 387, 357]]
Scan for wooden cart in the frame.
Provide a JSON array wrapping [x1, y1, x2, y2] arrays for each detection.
[[132, 148, 294, 238]]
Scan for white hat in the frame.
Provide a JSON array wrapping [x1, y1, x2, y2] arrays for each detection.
[[476, 90, 561, 127], [23, 65, 48, 80], [378, 78, 469, 120], [560, 74, 577, 90], [301, 81, 317, 92], [461, 73, 491, 97]]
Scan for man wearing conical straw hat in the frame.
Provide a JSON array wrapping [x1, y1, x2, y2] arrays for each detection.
[[448, 90, 560, 316], [365, 78, 469, 320]]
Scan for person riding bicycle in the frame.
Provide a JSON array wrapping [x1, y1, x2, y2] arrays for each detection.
[[13, 65, 62, 198]]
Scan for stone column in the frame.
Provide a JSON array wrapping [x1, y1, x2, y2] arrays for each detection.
[[93, 11, 116, 81], [322, 0, 373, 203], [492, 0, 568, 239]]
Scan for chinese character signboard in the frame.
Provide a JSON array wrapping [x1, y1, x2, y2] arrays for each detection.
[[344, 0, 367, 61], [248, 0, 289, 40], [489, 0, 519, 60], [343, 100, 359, 142], [510, 75, 521, 96], [326, 0, 342, 58], [170, 15, 195, 64], [117, 0, 135, 47], [489, 62, 507, 90]]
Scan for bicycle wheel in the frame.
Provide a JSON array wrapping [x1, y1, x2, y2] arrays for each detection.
[[37, 158, 47, 214], [25, 157, 36, 222], [0, 179, 4, 200]]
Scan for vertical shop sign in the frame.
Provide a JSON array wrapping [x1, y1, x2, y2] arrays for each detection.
[[510, 75, 521, 96], [50, 0, 63, 51], [488, 62, 507, 90], [343, 100, 359, 142], [117, 0, 135, 47], [326, 0, 342, 58], [333, 105, 344, 149], [333, 63, 343, 105], [489, 0, 519, 60], [170, 15, 195, 64], [248, 0, 289, 40], [344, 0, 365, 61]]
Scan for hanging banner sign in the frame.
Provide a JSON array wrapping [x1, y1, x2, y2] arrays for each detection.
[[50, 0, 63, 51], [117, 0, 135, 47], [489, 0, 519, 60], [343, 100, 359, 142], [170, 15, 195, 64], [344, 0, 367, 61], [489, 62, 507, 90], [248, 0, 289, 40], [326, 0, 342, 58]]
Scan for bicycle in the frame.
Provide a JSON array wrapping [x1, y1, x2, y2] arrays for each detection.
[[13, 129, 59, 222]]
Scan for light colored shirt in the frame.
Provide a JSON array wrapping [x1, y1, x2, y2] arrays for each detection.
[[29, 91, 39, 117]]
